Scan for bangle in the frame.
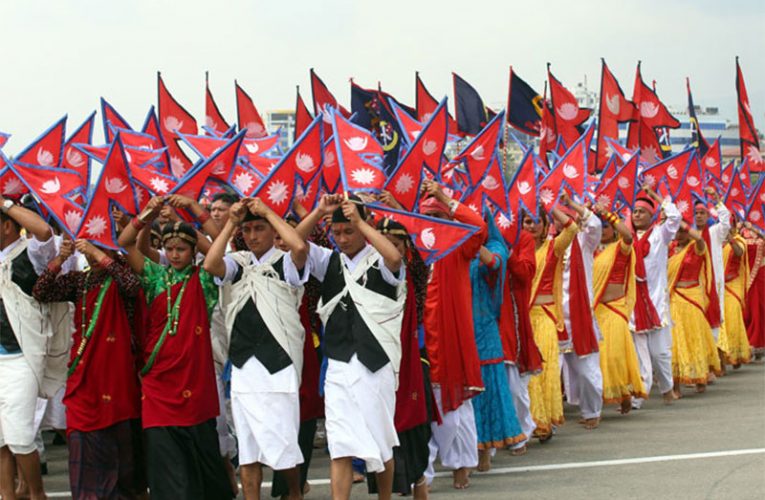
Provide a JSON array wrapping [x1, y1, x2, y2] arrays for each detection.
[[131, 217, 146, 230], [99, 256, 114, 268], [197, 211, 211, 224]]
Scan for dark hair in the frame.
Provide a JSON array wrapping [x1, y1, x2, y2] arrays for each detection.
[[377, 218, 427, 325], [0, 211, 21, 232], [211, 192, 239, 206], [161, 221, 197, 247], [331, 194, 366, 223]]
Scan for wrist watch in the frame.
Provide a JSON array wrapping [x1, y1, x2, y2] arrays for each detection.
[[1, 199, 14, 213]]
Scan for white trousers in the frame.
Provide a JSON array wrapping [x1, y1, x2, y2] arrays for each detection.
[[632, 326, 674, 405], [505, 364, 534, 448], [424, 386, 478, 484], [560, 351, 603, 419], [0, 355, 39, 454]]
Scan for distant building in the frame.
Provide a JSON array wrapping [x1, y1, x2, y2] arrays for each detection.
[[265, 109, 295, 150]]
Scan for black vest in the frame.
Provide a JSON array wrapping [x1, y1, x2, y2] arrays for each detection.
[[0, 248, 37, 353], [228, 255, 293, 373], [319, 252, 396, 372]]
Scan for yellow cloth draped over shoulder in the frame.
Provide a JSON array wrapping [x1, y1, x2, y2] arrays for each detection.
[[718, 235, 752, 365]]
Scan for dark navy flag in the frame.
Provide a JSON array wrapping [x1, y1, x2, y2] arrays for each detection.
[[686, 78, 709, 157], [350, 82, 403, 175], [453, 73, 488, 136], [506, 67, 543, 136]]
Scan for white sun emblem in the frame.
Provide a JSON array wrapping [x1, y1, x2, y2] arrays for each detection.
[[722, 173, 730, 183], [677, 200, 689, 214], [233, 172, 255, 194], [643, 174, 657, 187], [704, 156, 718, 168], [36, 148, 54, 167], [245, 142, 259, 154], [497, 211, 512, 229], [105, 177, 127, 194], [84, 215, 108, 237], [351, 168, 376, 186], [267, 179, 290, 205], [324, 151, 336, 167], [617, 176, 630, 189], [394, 173, 415, 194], [666, 165, 679, 180], [420, 228, 436, 249], [297, 183, 312, 202], [642, 146, 659, 164], [640, 102, 659, 119], [66, 148, 85, 168], [245, 122, 265, 137], [750, 211, 762, 222], [539, 187, 555, 205], [2, 177, 24, 195], [64, 210, 82, 232], [164, 116, 183, 134], [730, 188, 740, 197], [149, 177, 170, 194], [40, 177, 61, 195], [687, 175, 700, 187], [170, 156, 186, 177], [746, 145, 763, 165], [597, 194, 611, 207], [135, 186, 146, 206], [760, 192, 765, 203]]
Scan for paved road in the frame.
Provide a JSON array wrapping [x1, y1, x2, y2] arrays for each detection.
[[38, 361, 765, 499]]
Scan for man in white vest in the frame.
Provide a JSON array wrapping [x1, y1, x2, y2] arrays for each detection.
[[0, 196, 59, 500], [294, 193, 406, 500], [204, 197, 309, 500]]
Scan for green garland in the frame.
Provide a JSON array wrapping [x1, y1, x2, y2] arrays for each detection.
[[140, 275, 191, 376], [68, 277, 113, 377]]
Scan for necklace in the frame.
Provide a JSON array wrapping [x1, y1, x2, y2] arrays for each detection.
[[69, 274, 113, 377], [141, 271, 191, 376]]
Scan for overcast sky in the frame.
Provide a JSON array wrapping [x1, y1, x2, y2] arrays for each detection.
[[1, 0, 763, 154]]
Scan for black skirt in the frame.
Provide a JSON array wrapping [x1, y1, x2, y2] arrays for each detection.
[[144, 419, 233, 500]]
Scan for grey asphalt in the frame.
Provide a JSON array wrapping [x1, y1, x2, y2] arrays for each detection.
[[37, 361, 765, 499]]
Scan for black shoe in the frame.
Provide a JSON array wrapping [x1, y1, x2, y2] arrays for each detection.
[[52, 433, 66, 446], [40, 462, 48, 475]]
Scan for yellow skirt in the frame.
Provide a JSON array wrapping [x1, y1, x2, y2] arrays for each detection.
[[594, 299, 647, 404], [528, 305, 564, 435], [670, 285, 721, 384], [717, 290, 752, 366]]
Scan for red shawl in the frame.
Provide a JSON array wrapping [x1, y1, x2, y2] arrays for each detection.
[[566, 238, 600, 356], [298, 298, 324, 422], [633, 228, 662, 332], [701, 228, 722, 329], [394, 274, 428, 432]]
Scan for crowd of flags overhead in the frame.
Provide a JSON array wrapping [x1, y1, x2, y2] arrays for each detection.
[[1, 60, 763, 258]]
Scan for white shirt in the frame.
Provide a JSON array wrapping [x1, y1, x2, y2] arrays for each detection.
[[562, 208, 602, 348], [4, 235, 57, 275], [703, 203, 731, 322], [215, 246, 307, 287], [638, 199, 681, 325], [303, 242, 404, 286]]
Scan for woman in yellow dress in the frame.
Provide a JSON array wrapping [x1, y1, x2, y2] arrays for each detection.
[[591, 208, 647, 414], [668, 222, 722, 397], [523, 200, 577, 441], [717, 224, 751, 367]]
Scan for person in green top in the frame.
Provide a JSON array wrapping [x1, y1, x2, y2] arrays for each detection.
[[118, 194, 234, 500]]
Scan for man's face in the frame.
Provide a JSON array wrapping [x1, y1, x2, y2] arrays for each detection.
[[694, 205, 709, 229], [241, 220, 275, 257], [631, 206, 653, 230], [0, 218, 20, 250], [331, 222, 366, 257], [210, 200, 232, 228]]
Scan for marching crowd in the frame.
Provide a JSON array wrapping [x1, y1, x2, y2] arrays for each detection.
[[0, 176, 763, 500]]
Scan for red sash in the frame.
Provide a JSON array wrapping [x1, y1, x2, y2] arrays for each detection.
[[298, 298, 324, 422], [394, 278, 428, 432], [701, 228, 722, 329], [65, 282, 141, 433], [140, 269, 219, 428], [633, 228, 662, 332], [566, 239, 599, 356]]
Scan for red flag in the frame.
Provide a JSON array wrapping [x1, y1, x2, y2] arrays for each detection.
[[548, 66, 591, 149], [331, 112, 386, 193], [596, 60, 636, 172], [1, 160, 27, 198], [746, 175, 765, 230], [205, 72, 231, 136], [735, 57, 763, 172], [384, 100, 449, 211], [640, 148, 695, 199], [295, 87, 313, 141], [700, 138, 723, 180], [671, 154, 705, 224], [415, 72, 460, 136], [235, 81, 268, 138], [594, 152, 639, 211], [390, 99, 426, 145], [296, 174, 322, 213], [321, 138, 341, 193], [463, 154, 509, 214], [537, 122, 593, 210], [100, 98, 131, 143], [248, 116, 324, 216], [77, 137, 139, 248], [62, 113, 95, 185], [0, 132, 10, 149], [129, 164, 178, 197], [452, 111, 505, 188], [367, 203, 481, 265], [10, 162, 85, 237], [501, 149, 539, 244], [626, 63, 680, 154], [170, 131, 246, 202], [723, 164, 750, 217], [15, 117, 67, 168], [158, 72, 197, 178], [310, 68, 350, 118]]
